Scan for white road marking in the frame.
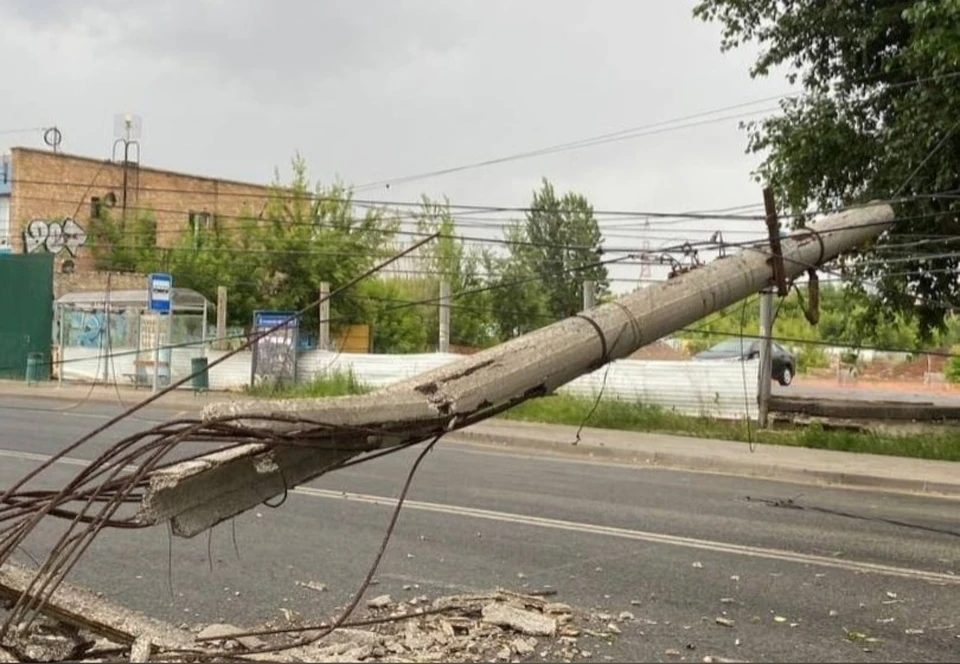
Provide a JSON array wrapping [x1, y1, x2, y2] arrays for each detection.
[[2, 447, 957, 586], [292, 486, 960, 586]]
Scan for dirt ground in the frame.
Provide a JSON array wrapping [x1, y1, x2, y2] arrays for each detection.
[[802, 353, 956, 393]]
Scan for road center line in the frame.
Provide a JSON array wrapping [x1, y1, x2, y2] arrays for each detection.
[[2, 447, 956, 585], [293, 486, 960, 586]]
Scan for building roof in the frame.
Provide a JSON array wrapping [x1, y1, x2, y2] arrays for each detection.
[[56, 288, 211, 312], [11, 146, 274, 192]]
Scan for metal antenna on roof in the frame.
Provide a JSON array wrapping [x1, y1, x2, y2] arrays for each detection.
[[111, 114, 142, 226]]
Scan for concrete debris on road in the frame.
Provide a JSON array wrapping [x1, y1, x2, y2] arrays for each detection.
[[2, 589, 620, 663], [480, 603, 557, 636]]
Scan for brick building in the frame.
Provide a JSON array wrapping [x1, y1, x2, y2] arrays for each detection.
[[0, 146, 274, 281]]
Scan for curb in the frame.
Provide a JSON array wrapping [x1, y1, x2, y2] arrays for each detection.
[[446, 430, 960, 499], [6, 385, 959, 499], [0, 385, 227, 410]]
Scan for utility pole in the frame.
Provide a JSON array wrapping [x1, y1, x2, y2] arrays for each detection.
[[438, 281, 451, 353], [757, 289, 774, 427], [135, 203, 895, 537], [582, 280, 596, 311], [216, 286, 227, 351], [319, 282, 331, 351]]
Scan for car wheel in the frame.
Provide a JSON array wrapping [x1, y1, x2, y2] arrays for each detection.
[[778, 365, 793, 386]]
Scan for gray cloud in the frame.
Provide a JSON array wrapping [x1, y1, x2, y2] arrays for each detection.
[[0, 0, 796, 289]]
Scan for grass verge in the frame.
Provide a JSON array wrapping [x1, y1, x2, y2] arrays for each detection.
[[245, 369, 370, 399], [501, 394, 960, 462], [244, 374, 960, 462]]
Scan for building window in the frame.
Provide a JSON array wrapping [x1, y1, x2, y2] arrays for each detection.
[[188, 211, 213, 248], [90, 197, 102, 219]]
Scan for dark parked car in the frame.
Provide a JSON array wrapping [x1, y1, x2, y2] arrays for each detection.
[[693, 338, 796, 386]]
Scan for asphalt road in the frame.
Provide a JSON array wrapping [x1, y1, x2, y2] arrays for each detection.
[[1, 398, 959, 662]]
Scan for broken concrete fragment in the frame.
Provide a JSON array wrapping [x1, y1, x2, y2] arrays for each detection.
[[195, 622, 265, 650], [197, 623, 243, 641], [16, 633, 81, 663], [618, 611, 635, 622], [297, 580, 328, 593], [512, 636, 538, 656], [129, 635, 152, 663], [367, 594, 393, 609], [0, 563, 193, 650], [544, 602, 573, 615], [482, 602, 557, 637], [0, 647, 15, 663]]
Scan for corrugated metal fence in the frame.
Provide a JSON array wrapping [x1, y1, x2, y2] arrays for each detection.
[[61, 347, 758, 419]]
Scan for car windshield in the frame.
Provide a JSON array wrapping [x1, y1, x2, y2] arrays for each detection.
[[706, 338, 753, 354]]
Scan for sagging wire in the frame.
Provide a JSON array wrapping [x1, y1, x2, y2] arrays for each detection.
[[744, 496, 960, 539], [166, 422, 457, 659], [0, 237, 441, 638]]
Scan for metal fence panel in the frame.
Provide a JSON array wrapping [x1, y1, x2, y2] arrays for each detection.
[[0, 254, 54, 380]]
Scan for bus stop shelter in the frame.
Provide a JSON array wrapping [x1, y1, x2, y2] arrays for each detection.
[[55, 288, 211, 387]]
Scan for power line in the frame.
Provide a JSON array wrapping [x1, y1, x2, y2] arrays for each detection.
[[352, 70, 960, 191], [6, 177, 771, 222], [353, 105, 784, 191]]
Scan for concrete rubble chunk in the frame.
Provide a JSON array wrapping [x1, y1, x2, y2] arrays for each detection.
[[367, 594, 393, 609], [544, 603, 573, 615], [7, 585, 608, 662], [511, 636, 538, 655], [16, 633, 81, 663], [129, 635, 152, 663], [0, 648, 16, 663], [481, 602, 557, 637]]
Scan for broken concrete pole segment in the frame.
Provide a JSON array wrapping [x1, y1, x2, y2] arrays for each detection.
[[0, 563, 193, 649], [137, 203, 895, 537]]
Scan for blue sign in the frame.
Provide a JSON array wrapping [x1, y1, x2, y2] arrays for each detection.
[[253, 310, 298, 330], [251, 310, 299, 385], [147, 273, 173, 313]]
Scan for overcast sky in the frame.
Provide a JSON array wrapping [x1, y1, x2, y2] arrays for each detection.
[[0, 0, 796, 289]]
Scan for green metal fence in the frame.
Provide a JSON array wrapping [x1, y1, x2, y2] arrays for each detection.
[[0, 254, 54, 380]]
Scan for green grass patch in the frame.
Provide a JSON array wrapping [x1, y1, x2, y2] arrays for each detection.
[[245, 368, 371, 399], [243, 376, 960, 462], [501, 394, 960, 462]]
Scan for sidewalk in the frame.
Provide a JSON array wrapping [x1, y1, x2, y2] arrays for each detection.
[[2, 380, 958, 498], [0, 379, 243, 410], [449, 419, 960, 498]]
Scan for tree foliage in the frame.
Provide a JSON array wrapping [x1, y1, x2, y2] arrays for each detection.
[[490, 179, 608, 336], [90, 156, 398, 337], [415, 197, 496, 349], [678, 282, 946, 371], [693, 0, 960, 335], [88, 163, 613, 353]]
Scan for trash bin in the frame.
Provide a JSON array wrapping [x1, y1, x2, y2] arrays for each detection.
[[190, 356, 210, 391], [25, 352, 45, 385]]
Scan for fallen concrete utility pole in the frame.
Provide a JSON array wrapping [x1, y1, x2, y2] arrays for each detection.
[[136, 202, 895, 537], [0, 563, 193, 649]]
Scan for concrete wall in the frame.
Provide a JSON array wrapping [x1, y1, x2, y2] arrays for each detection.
[[60, 346, 759, 419]]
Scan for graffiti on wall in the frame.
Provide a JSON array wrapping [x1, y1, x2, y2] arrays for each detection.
[[64, 311, 129, 348], [23, 218, 88, 256]]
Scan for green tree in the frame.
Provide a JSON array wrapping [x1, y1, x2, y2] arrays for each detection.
[[252, 155, 397, 334], [88, 209, 161, 273], [500, 179, 609, 326], [415, 197, 495, 349], [483, 230, 551, 341], [693, 0, 960, 336], [358, 278, 431, 353], [87, 155, 400, 334]]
